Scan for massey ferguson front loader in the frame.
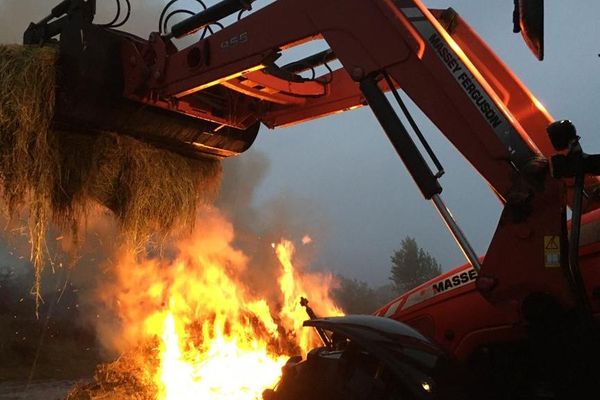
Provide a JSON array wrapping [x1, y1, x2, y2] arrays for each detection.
[[24, 0, 600, 398]]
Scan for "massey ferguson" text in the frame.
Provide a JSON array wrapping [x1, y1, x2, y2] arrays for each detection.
[[432, 268, 477, 294]]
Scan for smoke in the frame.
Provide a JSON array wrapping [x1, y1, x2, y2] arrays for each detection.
[[80, 151, 332, 356], [217, 152, 330, 304], [217, 152, 271, 233], [218, 151, 329, 253]]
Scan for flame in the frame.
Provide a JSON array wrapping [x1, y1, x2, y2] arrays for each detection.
[[274, 240, 341, 352], [98, 209, 343, 399], [157, 311, 286, 400]]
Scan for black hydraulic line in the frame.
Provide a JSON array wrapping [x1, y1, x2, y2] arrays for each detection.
[[360, 75, 442, 200], [160, 0, 210, 34], [98, 0, 120, 27], [165, 10, 223, 37], [383, 73, 445, 178], [168, 0, 256, 39], [320, 61, 334, 84], [159, 0, 180, 33], [200, 25, 216, 40], [282, 49, 337, 75], [109, 0, 130, 28], [164, 9, 195, 33]]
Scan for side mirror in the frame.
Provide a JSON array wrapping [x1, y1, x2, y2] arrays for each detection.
[[513, 0, 544, 61]]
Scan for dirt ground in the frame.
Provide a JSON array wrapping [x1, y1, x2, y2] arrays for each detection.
[[0, 380, 78, 400]]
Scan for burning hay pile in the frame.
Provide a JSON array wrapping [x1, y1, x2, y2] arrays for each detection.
[[64, 226, 343, 400], [0, 45, 222, 309], [66, 343, 159, 400]]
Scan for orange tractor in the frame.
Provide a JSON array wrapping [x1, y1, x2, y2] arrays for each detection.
[[24, 0, 600, 398]]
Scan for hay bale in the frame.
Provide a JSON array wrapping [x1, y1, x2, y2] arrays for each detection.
[[0, 45, 223, 312], [53, 131, 222, 245]]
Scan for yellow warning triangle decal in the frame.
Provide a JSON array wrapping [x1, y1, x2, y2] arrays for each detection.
[[545, 236, 559, 250]]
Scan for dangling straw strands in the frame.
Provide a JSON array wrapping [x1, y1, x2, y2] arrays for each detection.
[[0, 45, 223, 314]]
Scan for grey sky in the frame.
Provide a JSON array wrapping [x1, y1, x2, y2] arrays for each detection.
[[1, 1, 599, 286]]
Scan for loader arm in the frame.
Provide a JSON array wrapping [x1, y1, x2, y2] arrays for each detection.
[[124, 1, 552, 194], [120, 0, 591, 310], [27, 0, 597, 310]]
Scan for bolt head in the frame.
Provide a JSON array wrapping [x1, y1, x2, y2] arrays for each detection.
[[350, 67, 364, 81]]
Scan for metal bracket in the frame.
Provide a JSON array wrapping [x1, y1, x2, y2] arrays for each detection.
[[23, 0, 96, 45]]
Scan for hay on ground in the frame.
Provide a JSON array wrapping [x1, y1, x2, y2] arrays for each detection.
[[0, 45, 223, 313], [66, 343, 159, 400]]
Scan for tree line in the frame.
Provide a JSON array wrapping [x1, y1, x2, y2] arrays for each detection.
[[332, 236, 441, 314]]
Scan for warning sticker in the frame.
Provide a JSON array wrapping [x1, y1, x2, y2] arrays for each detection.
[[544, 236, 561, 268]]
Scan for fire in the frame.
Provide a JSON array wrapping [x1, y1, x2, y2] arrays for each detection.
[[95, 209, 343, 400], [157, 312, 285, 400], [273, 240, 341, 352]]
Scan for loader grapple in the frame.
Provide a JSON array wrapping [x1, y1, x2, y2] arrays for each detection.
[[25, 2, 260, 160]]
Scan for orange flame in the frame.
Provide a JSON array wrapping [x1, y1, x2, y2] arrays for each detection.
[[157, 311, 286, 400], [100, 210, 343, 399]]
